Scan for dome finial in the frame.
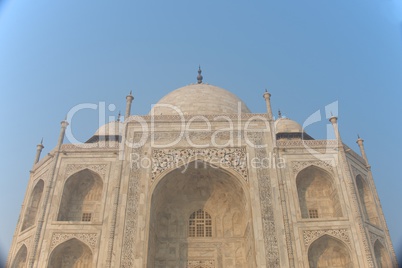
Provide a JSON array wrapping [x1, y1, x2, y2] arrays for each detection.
[[197, 65, 203, 84], [278, 109, 282, 118], [117, 111, 121, 122]]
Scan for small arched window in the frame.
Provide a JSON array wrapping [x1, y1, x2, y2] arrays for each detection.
[[189, 209, 212, 237]]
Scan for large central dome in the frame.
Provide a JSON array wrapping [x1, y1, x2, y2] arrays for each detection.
[[150, 83, 251, 115]]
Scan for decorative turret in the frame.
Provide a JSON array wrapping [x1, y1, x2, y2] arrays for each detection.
[[263, 89, 273, 120], [33, 138, 44, 165], [58, 120, 69, 149], [356, 135, 370, 166], [125, 91, 134, 119], [329, 115, 341, 141]]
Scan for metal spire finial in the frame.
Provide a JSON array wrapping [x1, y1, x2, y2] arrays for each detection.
[[278, 109, 282, 118], [129, 90, 132, 95], [357, 134, 360, 139], [117, 111, 121, 122], [197, 65, 203, 84], [40, 137, 43, 145]]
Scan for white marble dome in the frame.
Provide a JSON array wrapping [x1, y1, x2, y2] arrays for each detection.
[[274, 117, 303, 133], [149, 83, 251, 115]]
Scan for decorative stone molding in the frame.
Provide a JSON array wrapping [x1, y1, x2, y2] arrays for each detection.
[[251, 132, 280, 266], [50, 232, 98, 250], [151, 147, 248, 182], [127, 113, 269, 122], [188, 260, 215, 268], [277, 139, 338, 148], [65, 164, 108, 178], [128, 131, 244, 144], [61, 142, 119, 150], [291, 160, 334, 174], [121, 148, 141, 268], [369, 232, 386, 247], [303, 229, 350, 247]]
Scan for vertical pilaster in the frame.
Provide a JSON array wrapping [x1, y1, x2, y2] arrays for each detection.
[[28, 120, 68, 268]]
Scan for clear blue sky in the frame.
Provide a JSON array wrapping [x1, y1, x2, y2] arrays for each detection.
[[1, 0, 401, 265]]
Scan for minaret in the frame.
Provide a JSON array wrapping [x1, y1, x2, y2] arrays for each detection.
[[329, 115, 341, 141], [263, 89, 273, 120], [125, 91, 134, 120], [356, 135, 369, 166], [197, 66, 203, 84], [33, 138, 44, 165]]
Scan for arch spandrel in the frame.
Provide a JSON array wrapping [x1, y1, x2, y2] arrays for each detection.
[[150, 147, 248, 185]]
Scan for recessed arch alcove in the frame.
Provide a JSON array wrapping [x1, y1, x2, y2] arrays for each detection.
[[356, 175, 379, 225], [308, 235, 352, 268], [374, 239, 392, 268], [48, 238, 93, 268], [147, 160, 256, 268], [296, 166, 343, 219], [10, 244, 27, 268], [21, 179, 44, 231], [57, 169, 103, 222]]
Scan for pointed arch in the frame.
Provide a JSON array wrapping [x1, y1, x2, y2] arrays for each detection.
[[10, 244, 27, 268], [21, 179, 44, 231], [374, 239, 392, 268], [146, 160, 255, 267], [356, 174, 379, 225], [57, 169, 103, 222], [296, 165, 343, 219], [308, 235, 352, 267], [48, 238, 93, 268]]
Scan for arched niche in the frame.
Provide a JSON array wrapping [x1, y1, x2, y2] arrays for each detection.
[[57, 169, 103, 222], [48, 238, 93, 268], [356, 175, 379, 225], [374, 240, 392, 268], [308, 235, 352, 268], [10, 244, 27, 268], [296, 166, 342, 219], [21, 179, 44, 231], [147, 160, 256, 268]]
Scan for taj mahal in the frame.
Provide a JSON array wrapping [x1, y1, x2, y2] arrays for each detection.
[[6, 69, 398, 267]]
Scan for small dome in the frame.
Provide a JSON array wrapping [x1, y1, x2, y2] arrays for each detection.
[[94, 121, 123, 136], [86, 121, 123, 143], [274, 118, 303, 134], [150, 83, 251, 115]]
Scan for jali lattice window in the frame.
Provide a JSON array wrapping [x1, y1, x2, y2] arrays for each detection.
[[189, 209, 212, 237], [309, 209, 318, 219], [82, 213, 92, 222]]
